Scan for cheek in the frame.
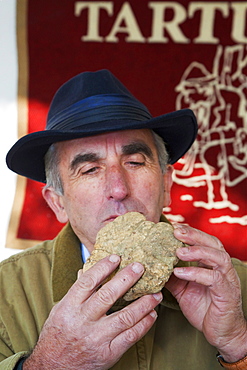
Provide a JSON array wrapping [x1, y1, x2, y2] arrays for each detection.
[[138, 168, 163, 192], [139, 180, 152, 196], [64, 182, 103, 216], [146, 180, 164, 203], [133, 173, 164, 204]]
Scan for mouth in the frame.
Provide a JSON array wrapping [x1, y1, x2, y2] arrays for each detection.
[[104, 215, 122, 223], [104, 211, 143, 224]]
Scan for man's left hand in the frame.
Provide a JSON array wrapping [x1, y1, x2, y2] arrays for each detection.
[[165, 224, 247, 363]]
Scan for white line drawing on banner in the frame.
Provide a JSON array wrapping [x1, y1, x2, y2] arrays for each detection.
[[173, 44, 247, 225]]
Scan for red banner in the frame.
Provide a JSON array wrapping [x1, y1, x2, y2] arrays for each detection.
[[7, 0, 247, 260]]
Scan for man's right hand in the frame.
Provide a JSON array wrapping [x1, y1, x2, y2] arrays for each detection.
[[23, 254, 162, 370]]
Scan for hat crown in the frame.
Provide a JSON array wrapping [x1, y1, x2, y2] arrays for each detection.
[[47, 69, 151, 130]]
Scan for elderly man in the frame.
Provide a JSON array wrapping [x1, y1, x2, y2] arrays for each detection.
[[1, 70, 246, 369]]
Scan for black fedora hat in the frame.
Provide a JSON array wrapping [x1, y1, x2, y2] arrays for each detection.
[[6, 69, 198, 183]]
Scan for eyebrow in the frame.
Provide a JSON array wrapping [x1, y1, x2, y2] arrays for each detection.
[[70, 153, 100, 172], [122, 141, 154, 160], [69, 140, 154, 172]]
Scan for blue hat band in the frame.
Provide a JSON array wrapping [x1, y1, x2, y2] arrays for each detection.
[[47, 94, 152, 131]]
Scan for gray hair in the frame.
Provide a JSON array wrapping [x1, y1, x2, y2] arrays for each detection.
[[151, 131, 169, 174], [44, 143, 64, 195], [44, 130, 169, 194]]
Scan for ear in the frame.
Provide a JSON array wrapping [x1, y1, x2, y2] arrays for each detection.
[[163, 165, 173, 207], [42, 187, 69, 224]]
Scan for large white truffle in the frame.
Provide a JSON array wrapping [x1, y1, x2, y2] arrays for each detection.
[[83, 212, 183, 301]]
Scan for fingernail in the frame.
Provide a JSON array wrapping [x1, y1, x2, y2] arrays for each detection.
[[173, 224, 187, 234], [150, 310, 157, 319], [175, 267, 186, 274], [77, 269, 83, 279], [153, 292, 163, 302], [109, 254, 120, 263], [178, 247, 189, 254], [131, 262, 144, 274]]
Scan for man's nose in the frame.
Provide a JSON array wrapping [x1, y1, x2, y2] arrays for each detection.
[[105, 165, 130, 201]]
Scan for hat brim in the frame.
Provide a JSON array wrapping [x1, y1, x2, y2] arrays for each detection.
[[6, 108, 197, 183]]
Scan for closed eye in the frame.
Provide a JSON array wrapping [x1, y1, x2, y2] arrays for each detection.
[[82, 166, 100, 175], [128, 161, 145, 166]]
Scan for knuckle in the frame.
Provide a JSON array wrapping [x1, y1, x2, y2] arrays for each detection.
[[123, 327, 140, 344], [220, 249, 231, 264], [223, 251, 232, 266], [96, 286, 116, 306], [212, 235, 224, 250], [117, 309, 136, 329], [213, 269, 223, 284], [100, 345, 114, 365], [78, 273, 97, 291]]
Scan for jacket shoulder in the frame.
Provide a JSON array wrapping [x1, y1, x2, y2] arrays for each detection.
[[0, 239, 54, 269]]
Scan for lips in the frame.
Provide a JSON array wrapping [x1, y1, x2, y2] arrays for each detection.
[[104, 214, 123, 223], [104, 210, 134, 223], [101, 201, 147, 225], [104, 210, 145, 224]]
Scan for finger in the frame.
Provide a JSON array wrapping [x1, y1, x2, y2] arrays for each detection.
[[173, 223, 224, 251], [85, 262, 146, 318], [176, 244, 232, 273], [104, 292, 162, 336], [165, 272, 187, 296], [110, 308, 158, 358], [173, 263, 240, 297], [171, 245, 241, 303], [67, 255, 121, 305]]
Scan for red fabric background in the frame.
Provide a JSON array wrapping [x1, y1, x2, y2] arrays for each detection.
[[16, 0, 246, 260]]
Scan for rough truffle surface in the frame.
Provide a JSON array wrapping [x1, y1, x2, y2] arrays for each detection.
[[83, 212, 183, 301]]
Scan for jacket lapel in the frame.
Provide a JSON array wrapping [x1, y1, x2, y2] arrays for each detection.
[[51, 223, 83, 303]]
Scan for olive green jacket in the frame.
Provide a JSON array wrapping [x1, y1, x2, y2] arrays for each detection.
[[0, 223, 246, 369]]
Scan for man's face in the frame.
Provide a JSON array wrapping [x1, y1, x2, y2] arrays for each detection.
[[43, 129, 173, 252]]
